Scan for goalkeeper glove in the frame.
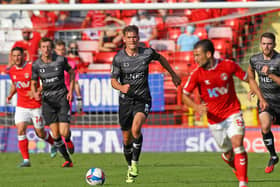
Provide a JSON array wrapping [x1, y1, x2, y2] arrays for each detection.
[[76, 96, 83, 113]]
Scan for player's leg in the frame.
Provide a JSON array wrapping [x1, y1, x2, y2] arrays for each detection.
[[16, 122, 31, 167], [221, 149, 235, 169], [130, 112, 146, 177], [228, 113, 248, 187], [59, 95, 74, 154], [31, 108, 57, 158], [119, 99, 134, 183], [259, 112, 278, 173], [50, 122, 73, 167], [43, 101, 72, 167], [15, 107, 31, 167], [122, 130, 134, 183]]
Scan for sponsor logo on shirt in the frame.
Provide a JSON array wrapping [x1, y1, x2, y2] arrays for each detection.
[[207, 83, 229, 98], [43, 77, 59, 83], [15, 81, 30, 88]]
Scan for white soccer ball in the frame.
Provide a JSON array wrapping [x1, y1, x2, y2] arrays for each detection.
[[85, 168, 105, 186]]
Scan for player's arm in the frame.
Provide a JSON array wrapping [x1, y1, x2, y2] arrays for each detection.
[[6, 83, 16, 103], [111, 78, 130, 94], [158, 55, 181, 87], [248, 63, 268, 111], [30, 80, 41, 101], [262, 65, 280, 86], [67, 68, 75, 101]]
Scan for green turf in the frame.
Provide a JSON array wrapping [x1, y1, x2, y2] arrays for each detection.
[[0, 152, 279, 187]]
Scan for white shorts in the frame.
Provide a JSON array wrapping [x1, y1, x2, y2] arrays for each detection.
[[15, 107, 44, 129], [208, 112, 245, 152]]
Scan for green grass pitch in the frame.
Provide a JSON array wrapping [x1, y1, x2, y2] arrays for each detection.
[[0, 152, 279, 187]]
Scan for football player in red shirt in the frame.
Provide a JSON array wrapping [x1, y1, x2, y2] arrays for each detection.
[[182, 39, 267, 187], [6, 47, 56, 167]]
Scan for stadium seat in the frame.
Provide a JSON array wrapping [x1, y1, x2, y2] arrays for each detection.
[[78, 52, 94, 64], [208, 27, 233, 40], [77, 40, 99, 52], [6, 30, 22, 41], [149, 40, 175, 51], [0, 31, 5, 41], [173, 51, 194, 64], [94, 52, 117, 64], [211, 38, 233, 59], [193, 27, 208, 40], [0, 18, 13, 28], [167, 27, 181, 41], [149, 61, 164, 73]]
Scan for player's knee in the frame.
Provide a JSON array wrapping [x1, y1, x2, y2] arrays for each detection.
[[234, 146, 245, 154]]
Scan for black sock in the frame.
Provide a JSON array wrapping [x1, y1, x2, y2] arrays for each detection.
[[123, 143, 133, 166], [132, 134, 143, 162], [262, 131, 277, 157], [54, 137, 71, 162], [64, 131, 71, 142]]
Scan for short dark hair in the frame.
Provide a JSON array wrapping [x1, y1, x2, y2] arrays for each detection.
[[260, 32, 276, 43], [11, 47, 24, 54], [55, 39, 66, 47], [39, 37, 54, 48], [194, 39, 215, 56], [123, 25, 139, 36]]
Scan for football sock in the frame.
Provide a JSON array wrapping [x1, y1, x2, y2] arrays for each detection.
[[262, 131, 277, 157], [18, 135, 29, 160], [54, 137, 71, 162], [64, 131, 71, 143], [221, 152, 235, 169], [124, 143, 133, 166], [44, 131, 54, 145], [132, 134, 143, 162], [234, 147, 248, 182]]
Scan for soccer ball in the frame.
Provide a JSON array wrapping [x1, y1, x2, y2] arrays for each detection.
[[85, 168, 105, 186]]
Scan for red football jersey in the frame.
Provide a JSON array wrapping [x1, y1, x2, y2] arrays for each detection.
[[8, 62, 41, 109], [183, 59, 247, 124]]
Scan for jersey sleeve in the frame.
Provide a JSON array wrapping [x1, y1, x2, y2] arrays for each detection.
[[183, 70, 198, 95], [249, 56, 256, 71], [231, 60, 247, 81], [111, 55, 121, 79], [31, 61, 39, 81], [151, 48, 160, 61]]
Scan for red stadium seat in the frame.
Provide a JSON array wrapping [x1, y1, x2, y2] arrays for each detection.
[[193, 27, 208, 40], [167, 27, 181, 41], [173, 51, 194, 64], [211, 38, 233, 59], [149, 62, 164, 73], [94, 52, 117, 64]]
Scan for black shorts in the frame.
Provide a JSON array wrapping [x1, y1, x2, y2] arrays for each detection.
[[258, 102, 280, 125], [119, 97, 151, 131], [42, 93, 71, 125]]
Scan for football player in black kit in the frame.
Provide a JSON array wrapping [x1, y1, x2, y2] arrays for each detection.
[[31, 37, 75, 167], [111, 25, 181, 183], [248, 32, 280, 173]]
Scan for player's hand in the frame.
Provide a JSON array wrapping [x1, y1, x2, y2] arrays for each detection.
[[26, 90, 34, 99], [6, 96, 12, 104], [171, 74, 181, 87], [247, 90, 255, 102], [34, 92, 41, 101], [121, 84, 130, 94], [261, 65, 269, 75], [194, 103, 208, 115], [259, 98, 269, 112], [67, 92, 73, 101]]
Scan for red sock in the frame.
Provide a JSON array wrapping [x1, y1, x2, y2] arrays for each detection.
[[234, 152, 248, 182], [44, 131, 54, 145], [18, 138, 29, 159], [221, 153, 235, 169]]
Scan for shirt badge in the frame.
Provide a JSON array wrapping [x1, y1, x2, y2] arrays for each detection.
[[221, 73, 228, 81]]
